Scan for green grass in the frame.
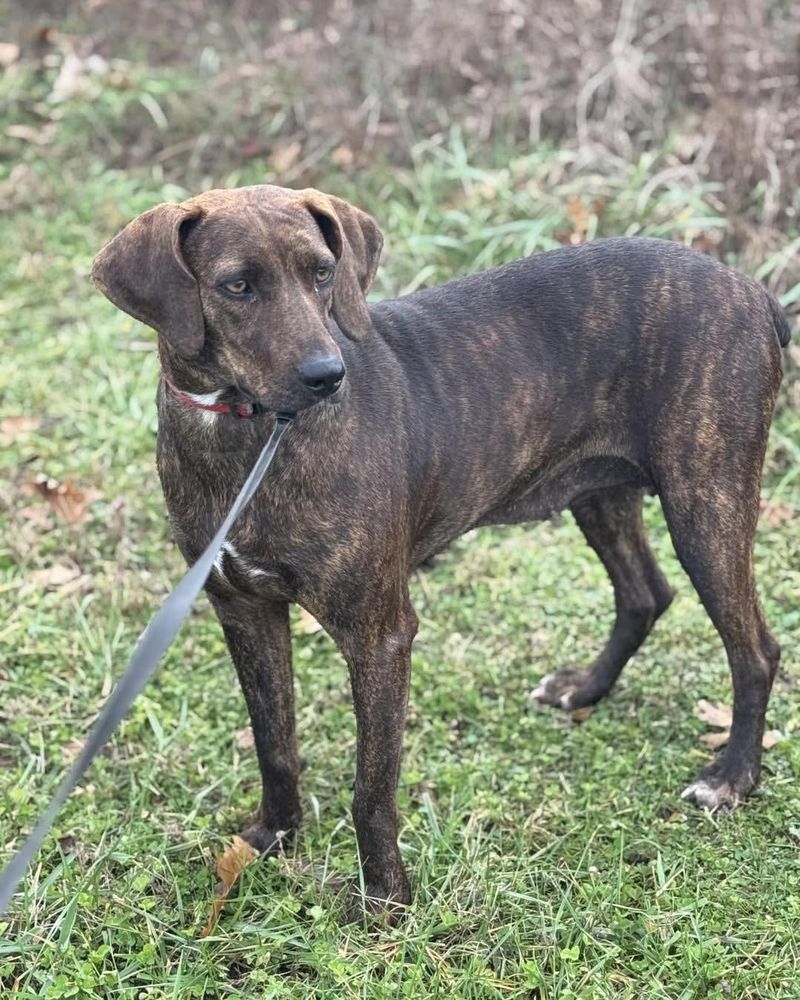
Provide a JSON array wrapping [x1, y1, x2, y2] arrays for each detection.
[[2, 60, 800, 1000]]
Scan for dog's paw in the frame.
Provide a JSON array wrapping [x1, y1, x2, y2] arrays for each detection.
[[681, 761, 758, 812], [530, 667, 606, 711], [240, 820, 295, 855], [681, 780, 741, 811], [344, 879, 411, 925]]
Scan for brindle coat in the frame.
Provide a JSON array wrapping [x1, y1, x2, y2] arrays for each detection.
[[92, 184, 790, 915]]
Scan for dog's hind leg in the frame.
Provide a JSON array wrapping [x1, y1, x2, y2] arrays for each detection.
[[532, 486, 674, 710], [659, 476, 779, 810], [211, 597, 303, 853]]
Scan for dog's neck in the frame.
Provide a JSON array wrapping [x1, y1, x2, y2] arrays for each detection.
[[157, 342, 222, 397]]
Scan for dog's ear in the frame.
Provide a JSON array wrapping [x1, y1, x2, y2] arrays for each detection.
[[91, 203, 204, 357], [299, 190, 383, 341]]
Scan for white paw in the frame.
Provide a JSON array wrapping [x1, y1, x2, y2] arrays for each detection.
[[529, 673, 555, 702], [681, 779, 740, 811]]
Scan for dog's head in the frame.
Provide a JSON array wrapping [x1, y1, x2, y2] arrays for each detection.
[[91, 185, 383, 413]]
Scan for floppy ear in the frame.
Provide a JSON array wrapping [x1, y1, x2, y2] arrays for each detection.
[[299, 189, 383, 341], [91, 203, 205, 357]]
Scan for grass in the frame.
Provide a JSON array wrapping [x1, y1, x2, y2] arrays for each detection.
[[1, 49, 800, 1000]]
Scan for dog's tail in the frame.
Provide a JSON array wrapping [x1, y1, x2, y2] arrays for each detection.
[[766, 292, 792, 347]]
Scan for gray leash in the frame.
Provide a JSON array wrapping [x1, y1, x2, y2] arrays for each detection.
[[0, 414, 293, 912]]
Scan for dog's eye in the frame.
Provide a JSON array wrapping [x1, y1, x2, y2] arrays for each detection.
[[223, 279, 251, 295], [315, 266, 334, 286]]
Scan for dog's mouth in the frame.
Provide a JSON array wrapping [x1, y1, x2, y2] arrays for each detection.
[[228, 378, 346, 415]]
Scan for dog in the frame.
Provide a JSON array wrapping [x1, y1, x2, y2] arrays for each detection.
[[92, 184, 789, 915]]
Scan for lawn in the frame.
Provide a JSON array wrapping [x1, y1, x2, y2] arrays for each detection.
[[2, 24, 800, 1000]]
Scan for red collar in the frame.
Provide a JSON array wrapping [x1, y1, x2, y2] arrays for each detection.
[[163, 377, 262, 418]]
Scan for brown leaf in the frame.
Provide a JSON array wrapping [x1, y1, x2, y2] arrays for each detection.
[[238, 137, 266, 159], [31, 564, 81, 589], [694, 699, 732, 730], [0, 43, 20, 69], [234, 726, 255, 751], [271, 141, 302, 175], [202, 835, 258, 936], [570, 706, 593, 723], [18, 504, 53, 528], [0, 416, 40, 446], [26, 475, 101, 526], [331, 145, 355, 168], [6, 124, 54, 145], [566, 195, 589, 243], [759, 499, 795, 527], [61, 737, 86, 759], [699, 730, 730, 749], [695, 699, 782, 751]]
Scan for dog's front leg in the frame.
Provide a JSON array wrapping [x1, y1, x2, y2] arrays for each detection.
[[210, 596, 302, 853], [334, 598, 418, 917]]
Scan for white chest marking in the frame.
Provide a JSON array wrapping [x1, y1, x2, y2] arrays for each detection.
[[213, 541, 277, 583], [183, 389, 223, 428]]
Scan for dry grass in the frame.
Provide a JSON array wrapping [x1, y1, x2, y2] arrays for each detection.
[[5, 1, 800, 241]]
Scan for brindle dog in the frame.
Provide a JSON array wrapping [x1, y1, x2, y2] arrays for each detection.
[[92, 185, 789, 915]]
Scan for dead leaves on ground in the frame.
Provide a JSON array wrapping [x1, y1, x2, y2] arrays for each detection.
[[0, 415, 41, 445], [24, 474, 101, 526], [30, 562, 82, 591], [759, 498, 795, 527], [234, 726, 255, 751], [202, 836, 258, 937], [694, 699, 782, 751], [557, 195, 608, 244]]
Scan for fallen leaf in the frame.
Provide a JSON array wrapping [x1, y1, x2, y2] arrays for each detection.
[[331, 145, 355, 168], [6, 124, 54, 145], [202, 835, 258, 936], [271, 141, 302, 175], [234, 726, 255, 751], [759, 499, 795, 527], [566, 195, 589, 243], [61, 737, 86, 759], [26, 475, 101, 526], [591, 195, 608, 218], [238, 137, 266, 159], [298, 607, 322, 634], [694, 699, 732, 730], [0, 42, 20, 69], [699, 730, 730, 749], [695, 699, 783, 751], [0, 416, 40, 446], [18, 504, 53, 528], [570, 706, 593, 723], [31, 564, 81, 589]]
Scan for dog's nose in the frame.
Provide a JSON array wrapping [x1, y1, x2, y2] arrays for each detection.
[[297, 354, 346, 397]]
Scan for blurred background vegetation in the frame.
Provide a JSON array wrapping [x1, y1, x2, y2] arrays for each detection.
[[2, 0, 800, 276], [4, 1, 800, 382]]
